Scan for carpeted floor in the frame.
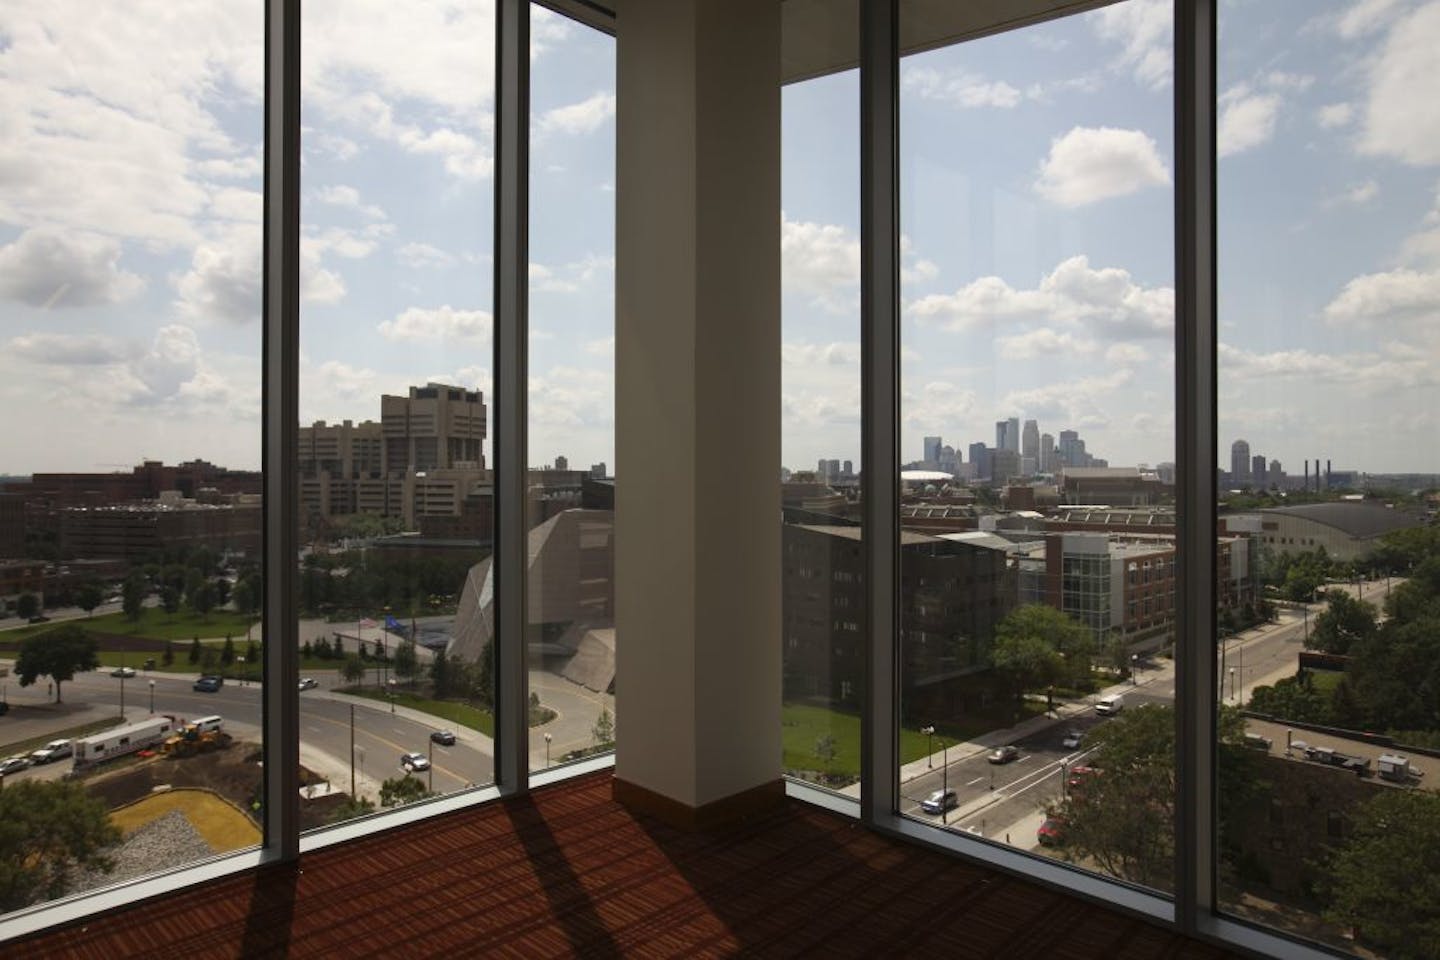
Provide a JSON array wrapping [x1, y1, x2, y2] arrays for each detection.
[[18, 771, 1240, 958]]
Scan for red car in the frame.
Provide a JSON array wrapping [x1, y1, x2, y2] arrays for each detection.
[[1066, 765, 1100, 793], [1037, 817, 1066, 846]]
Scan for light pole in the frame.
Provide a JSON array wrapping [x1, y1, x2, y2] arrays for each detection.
[[118, 673, 126, 719], [921, 724, 934, 768], [349, 704, 356, 798], [148, 680, 155, 714], [1229, 667, 1236, 702], [1130, 654, 1138, 685], [941, 736, 949, 824], [544, 732, 552, 767], [428, 740, 434, 793]]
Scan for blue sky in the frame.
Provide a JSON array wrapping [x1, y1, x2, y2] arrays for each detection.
[[1, 1, 1437, 477]]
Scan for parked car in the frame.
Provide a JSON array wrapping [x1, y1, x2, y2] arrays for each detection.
[[987, 745, 1020, 764], [1066, 765, 1100, 793], [0, 755, 32, 775], [193, 675, 223, 693], [1037, 816, 1067, 847], [401, 752, 431, 773], [430, 729, 457, 746], [920, 789, 958, 815], [111, 666, 137, 678], [298, 677, 319, 691], [1061, 730, 1083, 750], [30, 739, 73, 764], [1094, 694, 1125, 716]]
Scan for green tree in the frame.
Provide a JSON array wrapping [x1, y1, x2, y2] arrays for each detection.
[[326, 795, 376, 824], [592, 706, 615, 747], [14, 593, 38, 620], [1322, 789, 1440, 960], [220, 635, 236, 667], [188, 636, 201, 664], [232, 578, 255, 617], [75, 581, 104, 618], [1247, 675, 1334, 725], [341, 654, 366, 685], [814, 734, 837, 772], [121, 571, 147, 622], [190, 581, 216, 622], [14, 626, 100, 705], [0, 780, 120, 911], [159, 585, 181, 617], [1308, 590, 1378, 655], [394, 637, 418, 686], [162, 640, 175, 668], [379, 775, 435, 808], [430, 649, 453, 698], [245, 639, 259, 664], [993, 604, 1094, 694]]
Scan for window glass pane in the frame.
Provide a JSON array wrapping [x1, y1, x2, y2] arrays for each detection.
[[526, 7, 615, 773], [0, 2, 263, 911], [897, 0, 1177, 890], [1217, 2, 1440, 955], [299, 0, 495, 828], [781, 60, 862, 791]]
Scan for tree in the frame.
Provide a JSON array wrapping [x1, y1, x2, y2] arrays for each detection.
[[341, 654, 367, 685], [232, 578, 254, 617], [379, 775, 435, 808], [14, 626, 100, 704], [430, 650, 453, 698], [814, 734, 837, 772], [326, 796, 376, 824], [75, 581, 104, 618], [162, 640, 175, 668], [1308, 591, 1377, 656], [592, 706, 615, 747], [394, 637, 418, 686], [14, 593, 38, 621], [159, 585, 181, 617], [0, 780, 120, 911], [1322, 789, 1440, 959], [220, 635, 235, 667], [121, 571, 147, 622], [190, 581, 215, 621], [245, 639, 259, 665], [188, 636, 202, 664], [993, 604, 1094, 694]]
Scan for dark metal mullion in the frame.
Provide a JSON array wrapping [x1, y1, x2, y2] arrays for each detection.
[[261, 0, 302, 859], [1174, 0, 1218, 932], [859, 0, 901, 824], [494, 0, 530, 794]]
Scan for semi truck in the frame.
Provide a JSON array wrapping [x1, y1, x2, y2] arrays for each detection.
[[73, 716, 178, 769]]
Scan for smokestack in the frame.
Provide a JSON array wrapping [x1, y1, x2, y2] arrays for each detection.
[[1316, 455, 1321, 491], [1304, 460, 1309, 489], [1327, 459, 1332, 488]]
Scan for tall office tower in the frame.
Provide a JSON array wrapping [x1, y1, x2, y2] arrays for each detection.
[[923, 436, 942, 464], [1040, 433, 1055, 472], [1005, 417, 1020, 452], [1058, 429, 1082, 466], [968, 442, 991, 480], [1022, 419, 1039, 464], [995, 421, 1009, 451], [817, 458, 827, 476], [826, 459, 841, 482], [1230, 439, 1251, 485], [380, 382, 486, 475], [1268, 459, 1282, 486], [1252, 454, 1266, 488], [938, 445, 958, 475], [555, 455, 569, 471], [842, 460, 853, 477]]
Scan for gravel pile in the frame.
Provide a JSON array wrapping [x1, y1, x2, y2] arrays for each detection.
[[68, 810, 215, 896]]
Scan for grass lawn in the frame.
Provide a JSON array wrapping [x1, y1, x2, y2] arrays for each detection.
[[0, 608, 259, 646], [340, 687, 496, 738], [782, 701, 1050, 779]]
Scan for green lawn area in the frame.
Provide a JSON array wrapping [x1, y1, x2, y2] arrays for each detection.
[[0, 608, 258, 645], [782, 701, 1049, 779], [340, 687, 496, 738]]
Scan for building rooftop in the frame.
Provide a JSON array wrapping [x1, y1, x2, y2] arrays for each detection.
[[1258, 501, 1420, 540]]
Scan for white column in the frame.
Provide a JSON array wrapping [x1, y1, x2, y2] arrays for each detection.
[[614, 0, 782, 825]]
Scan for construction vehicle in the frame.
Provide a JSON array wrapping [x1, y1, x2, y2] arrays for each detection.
[[162, 719, 232, 758]]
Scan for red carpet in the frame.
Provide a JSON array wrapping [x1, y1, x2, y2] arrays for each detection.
[[17, 771, 1239, 958]]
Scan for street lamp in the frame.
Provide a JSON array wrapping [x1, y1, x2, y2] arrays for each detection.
[[544, 732, 552, 768], [1130, 654, 1138, 685], [941, 736, 950, 824], [118, 673, 126, 719], [148, 680, 155, 715], [1229, 667, 1236, 702], [921, 724, 935, 768]]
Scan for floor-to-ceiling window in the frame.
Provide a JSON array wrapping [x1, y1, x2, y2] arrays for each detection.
[[0, 0, 265, 914], [894, 1, 1178, 892], [1216, 3, 1440, 957]]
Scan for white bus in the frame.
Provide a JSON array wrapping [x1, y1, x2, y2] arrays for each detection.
[[74, 716, 178, 769]]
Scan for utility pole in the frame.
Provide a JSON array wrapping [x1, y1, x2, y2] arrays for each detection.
[[349, 704, 356, 798]]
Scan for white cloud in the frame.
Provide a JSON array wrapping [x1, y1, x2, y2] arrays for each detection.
[[1316, 102, 1355, 129], [902, 380, 981, 434], [1106, 343, 1150, 366], [1034, 126, 1170, 207], [530, 262, 578, 294], [583, 337, 614, 357], [9, 332, 124, 366], [909, 255, 1173, 340], [133, 324, 203, 400], [997, 328, 1097, 360], [0, 229, 145, 308], [782, 217, 860, 313], [1218, 86, 1281, 158], [1359, 2, 1440, 165], [1339, 180, 1381, 206], [901, 66, 1023, 109], [312, 184, 387, 220], [396, 242, 455, 269], [1322, 267, 1440, 327], [1220, 340, 1438, 391], [536, 92, 616, 137], [1264, 71, 1315, 92], [378, 305, 493, 342], [1001, 370, 1134, 426], [1092, 0, 1172, 89], [1333, 0, 1405, 39]]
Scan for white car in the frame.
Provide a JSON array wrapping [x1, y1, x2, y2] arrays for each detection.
[[30, 739, 73, 764], [400, 752, 430, 773], [1061, 730, 1083, 750], [298, 677, 319, 691], [0, 755, 33, 776]]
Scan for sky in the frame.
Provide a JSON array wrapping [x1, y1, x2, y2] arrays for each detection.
[[1, 1, 1437, 477]]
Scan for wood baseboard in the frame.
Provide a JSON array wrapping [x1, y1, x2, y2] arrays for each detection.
[[612, 776, 785, 830]]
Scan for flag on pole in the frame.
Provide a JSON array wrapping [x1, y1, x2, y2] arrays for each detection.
[[385, 615, 404, 632]]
